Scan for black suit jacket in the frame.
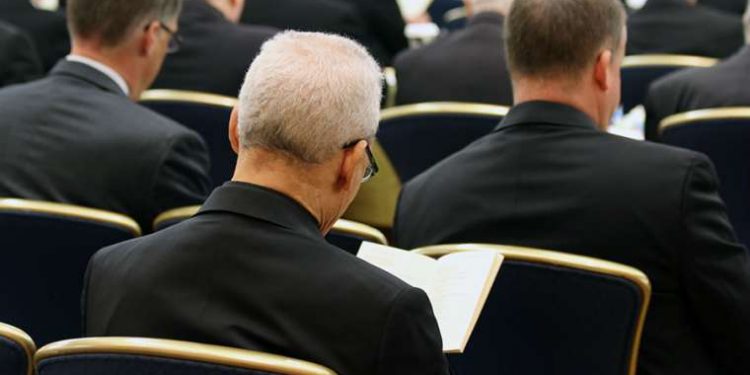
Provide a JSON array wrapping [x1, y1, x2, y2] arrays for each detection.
[[0, 20, 42, 87], [84, 182, 449, 375], [0, 60, 211, 231], [644, 46, 750, 140], [0, 0, 69, 72], [152, 0, 277, 97], [394, 101, 750, 375], [700, 0, 747, 14], [626, 0, 744, 58], [393, 12, 513, 106], [241, 0, 405, 65]]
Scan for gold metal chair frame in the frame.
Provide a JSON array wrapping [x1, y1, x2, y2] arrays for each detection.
[[381, 102, 510, 121], [0, 198, 141, 237], [153, 205, 388, 245], [330, 219, 388, 245], [140, 89, 238, 108], [622, 54, 718, 69], [383, 67, 398, 109], [0, 322, 36, 375], [35, 337, 336, 375], [414, 243, 651, 375], [659, 107, 750, 133]]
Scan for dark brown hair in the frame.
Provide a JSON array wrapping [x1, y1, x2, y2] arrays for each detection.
[[505, 0, 626, 79], [67, 0, 182, 46]]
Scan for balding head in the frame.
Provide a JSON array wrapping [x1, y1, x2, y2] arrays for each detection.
[[464, 0, 514, 15]]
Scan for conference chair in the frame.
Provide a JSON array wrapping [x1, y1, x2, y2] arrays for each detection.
[[383, 67, 398, 109], [414, 244, 651, 375], [428, 0, 464, 28], [0, 322, 35, 375], [659, 107, 750, 247], [443, 6, 468, 30], [0, 199, 140, 346], [35, 337, 336, 375], [378, 102, 509, 183], [153, 205, 387, 254], [140, 89, 238, 189], [621, 54, 717, 113]]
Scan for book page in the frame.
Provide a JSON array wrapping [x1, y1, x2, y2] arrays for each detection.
[[357, 242, 439, 298], [433, 251, 503, 353]]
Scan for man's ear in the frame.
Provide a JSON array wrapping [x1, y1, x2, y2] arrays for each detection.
[[140, 21, 160, 57], [593, 49, 613, 92], [228, 106, 240, 154], [337, 141, 366, 190]]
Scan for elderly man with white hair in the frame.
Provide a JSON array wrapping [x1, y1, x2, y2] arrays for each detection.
[[82, 31, 449, 375], [393, 0, 514, 105]]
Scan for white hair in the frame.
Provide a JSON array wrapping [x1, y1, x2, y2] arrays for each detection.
[[237, 31, 383, 164]]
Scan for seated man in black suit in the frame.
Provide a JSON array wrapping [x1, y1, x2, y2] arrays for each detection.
[[701, 0, 747, 14], [241, 0, 406, 65], [0, 20, 43, 87], [394, 0, 750, 374], [393, 0, 514, 106], [84, 31, 449, 375], [0, 0, 69, 72], [0, 0, 211, 232], [644, 2, 750, 140], [152, 0, 277, 97], [627, 0, 744, 58]]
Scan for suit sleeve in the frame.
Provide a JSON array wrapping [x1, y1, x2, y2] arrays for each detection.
[[153, 131, 211, 215], [376, 287, 449, 375], [679, 154, 750, 374]]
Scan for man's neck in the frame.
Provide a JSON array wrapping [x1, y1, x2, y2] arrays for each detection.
[[70, 45, 138, 99], [513, 79, 606, 130]]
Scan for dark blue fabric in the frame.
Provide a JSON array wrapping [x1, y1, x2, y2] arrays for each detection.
[[377, 113, 501, 183], [622, 66, 685, 112], [37, 354, 278, 375], [0, 336, 28, 375], [427, 0, 463, 28], [0, 212, 135, 345], [324, 232, 364, 255], [661, 119, 750, 247], [141, 101, 235, 189], [448, 260, 643, 375]]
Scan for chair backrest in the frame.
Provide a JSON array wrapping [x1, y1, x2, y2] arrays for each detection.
[[0, 199, 140, 346], [140, 89, 238, 189], [427, 0, 464, 28], [153, 205, 386, 254], [326, 219, 388, 255], [383, 67, 398, 109], [414, 244, 651, 375], [660, 108, 750, 247], [35, 337, 336, 375], [621, 54, 717, 113], [0, 322, 35, 375], [378, 102, 509, 183]]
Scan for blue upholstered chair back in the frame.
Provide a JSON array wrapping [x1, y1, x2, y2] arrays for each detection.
[[153, 206, 385, 255], [0, 323, 35, 375], [621, 55, 717, 114], [428, 0, 464, 28], [140, 90, 237, 189], [378, 102, 508, 183], [415, 245, 650, 375], [660, 108, 750, 247], [0, 199, 140, 346], [35, 338, 336, 375]]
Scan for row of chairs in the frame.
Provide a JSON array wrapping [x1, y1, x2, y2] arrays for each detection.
[[0, 198, 387, 346], [0, 326, 335, 375], [0, 236, 652, 374]]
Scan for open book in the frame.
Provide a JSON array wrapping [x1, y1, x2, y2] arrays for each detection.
[[357, 242, 503, 353]]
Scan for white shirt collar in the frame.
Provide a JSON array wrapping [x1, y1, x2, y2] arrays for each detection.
[[66, 55, 131, 96]]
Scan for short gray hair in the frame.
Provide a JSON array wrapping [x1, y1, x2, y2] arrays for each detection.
[[469, 0, 513, 14], [237, 31, 383, 164]]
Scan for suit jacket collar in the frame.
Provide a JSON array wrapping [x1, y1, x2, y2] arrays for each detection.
[[468, 11, 504, 28], [495, 101, 599, 132], [198, 181, 322, 238], [50, 60, 128, 97]]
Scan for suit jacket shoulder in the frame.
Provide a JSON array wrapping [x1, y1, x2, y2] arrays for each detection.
[[0, 20, 42, 87]]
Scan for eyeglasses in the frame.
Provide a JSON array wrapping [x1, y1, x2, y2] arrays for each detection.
[[343, 140, 379, 182], [158, 22, 182, 54]]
